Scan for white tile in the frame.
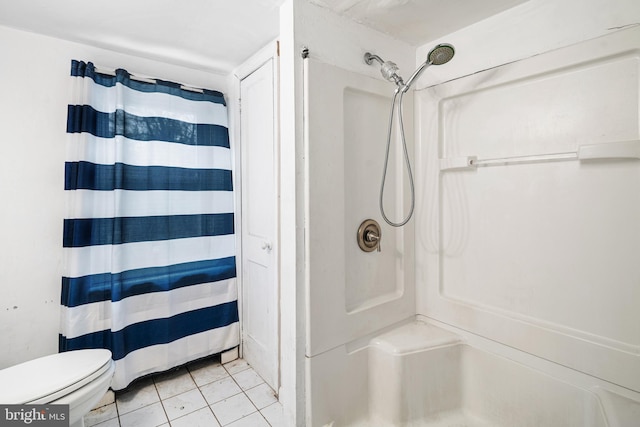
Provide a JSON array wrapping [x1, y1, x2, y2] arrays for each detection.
[[223, 358, 250, 375], [85, 402, 118, 426], [261, 402, 285, 427], [232, 368, 264, 391], [245, 383, 278, 410], [170, 407, 220, 427], [116, 378, 160, 415], [90, 418, 121, 427], [93, 390, 116, 409], [188, 360, 228, 387], [210, 393, 257, 426], [225, 412, 270, 427], [153, 367, 196, 400], [161, 388, 207, 421], [200, 376, 242, 405], [119, 401, 168, 427]]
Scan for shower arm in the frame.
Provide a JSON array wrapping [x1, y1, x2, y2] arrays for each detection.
[[364, 52, 385, 66], [365, 52, 429, 93]]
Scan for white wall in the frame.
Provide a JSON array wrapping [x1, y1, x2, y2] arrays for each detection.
[[415, 0, 640, 316], [277, 4, 302, 426], [0, 25, 229, 368]]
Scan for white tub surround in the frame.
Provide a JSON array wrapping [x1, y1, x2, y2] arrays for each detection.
[[417, 24, 640, 393], [302, 3, 640, 425]]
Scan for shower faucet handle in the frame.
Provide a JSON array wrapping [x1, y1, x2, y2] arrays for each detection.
[[365, 229, 381, 252], [365, 230, 379, 243], [357, 219, 382, 253]]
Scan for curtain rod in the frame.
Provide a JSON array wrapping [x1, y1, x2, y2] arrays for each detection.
[[94, 65, 205, 94]]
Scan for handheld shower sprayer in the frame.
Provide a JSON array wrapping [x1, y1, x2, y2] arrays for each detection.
[[364, 44, 455, 227], [403, 44, 455, 92]]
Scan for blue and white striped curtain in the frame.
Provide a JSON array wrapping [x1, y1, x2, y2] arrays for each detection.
[[60, 60, 239, 390]]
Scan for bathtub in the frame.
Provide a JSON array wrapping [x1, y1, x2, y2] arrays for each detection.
[[361, 320, 639, 427]]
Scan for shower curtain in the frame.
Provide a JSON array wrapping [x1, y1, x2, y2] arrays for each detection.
[[60, 60, 239, 390]]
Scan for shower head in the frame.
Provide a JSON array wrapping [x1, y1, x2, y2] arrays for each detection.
[[401, 43, 455, 91], [427, 43, 455, 65]]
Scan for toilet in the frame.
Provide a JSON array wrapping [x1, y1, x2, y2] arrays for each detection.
[[0, 349, 115, 427]]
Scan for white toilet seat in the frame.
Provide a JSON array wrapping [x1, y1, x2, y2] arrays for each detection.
[[0, 349, 113, 404]]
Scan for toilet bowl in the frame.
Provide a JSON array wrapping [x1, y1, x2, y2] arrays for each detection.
[[0, 349, 115, 427]]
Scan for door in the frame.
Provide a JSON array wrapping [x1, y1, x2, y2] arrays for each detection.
[[240, 56, 279, 391]]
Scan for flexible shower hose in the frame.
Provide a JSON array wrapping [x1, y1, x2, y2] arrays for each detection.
[[379, 88, 415, 227]]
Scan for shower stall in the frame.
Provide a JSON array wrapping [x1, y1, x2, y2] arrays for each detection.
[[270, 0, 640, 425]]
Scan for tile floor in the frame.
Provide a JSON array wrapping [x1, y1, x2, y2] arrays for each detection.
[[84, 357, 284, 427]]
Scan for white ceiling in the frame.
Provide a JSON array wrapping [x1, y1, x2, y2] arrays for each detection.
[[0, 0, 285, 74], [0, 0, 527, 74], [309, 0, 529, 46]]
